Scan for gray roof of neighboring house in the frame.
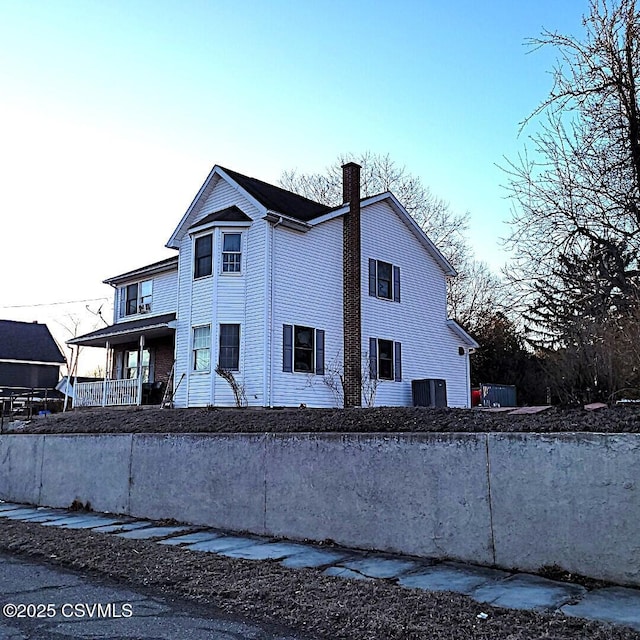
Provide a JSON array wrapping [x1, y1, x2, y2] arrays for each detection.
[[220, 167, 332, 222], [0, 320, 66, 363]]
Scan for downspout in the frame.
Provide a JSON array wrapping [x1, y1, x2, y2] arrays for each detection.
[[467, 346, 476, 408]]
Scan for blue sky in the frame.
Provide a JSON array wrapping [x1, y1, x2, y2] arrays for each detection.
[[0, 0, 586, 364]]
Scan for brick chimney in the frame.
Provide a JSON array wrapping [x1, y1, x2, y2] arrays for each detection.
[[342, 162, 362, 408]]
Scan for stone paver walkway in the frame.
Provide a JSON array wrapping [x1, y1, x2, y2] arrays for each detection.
[[1, 501, 639, 633]]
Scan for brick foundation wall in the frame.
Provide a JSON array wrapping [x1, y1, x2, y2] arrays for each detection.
[[109, 335, 174, 383], [152, 338, 174, 383]]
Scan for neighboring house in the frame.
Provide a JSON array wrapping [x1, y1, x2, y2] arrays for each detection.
[[70, 163, 478, 408], [0, 320, 66, 405]]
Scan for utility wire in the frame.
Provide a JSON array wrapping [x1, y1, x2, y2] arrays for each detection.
[[0, 297, 109, 310]]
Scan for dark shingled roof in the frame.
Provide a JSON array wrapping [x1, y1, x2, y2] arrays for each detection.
[[220, 167, 332, 222], [69, 313, 176, 345], [189, 205, 252, 228], [0, 320, 65, 363], [104, 256, 178, 286]]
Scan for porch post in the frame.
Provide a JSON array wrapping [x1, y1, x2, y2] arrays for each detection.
[[137, 335, 145, 406], [102, 341, 110, 407]]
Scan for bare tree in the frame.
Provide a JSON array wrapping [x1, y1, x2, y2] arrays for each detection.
[[214, 366, 248, 408], [307, 350, 378, 408], [505, 0, 640, 311], [281, 152, 471, 270], [447, 259, 507, 330], [502, 0, 640, 400], [282, 151, 504, 328]]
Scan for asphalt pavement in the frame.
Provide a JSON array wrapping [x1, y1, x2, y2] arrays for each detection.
[[0, 552, 305, 640]]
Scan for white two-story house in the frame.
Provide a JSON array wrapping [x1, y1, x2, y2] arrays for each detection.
[[70, 163, 478, 408]]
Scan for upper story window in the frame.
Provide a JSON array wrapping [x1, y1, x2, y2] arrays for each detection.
[[194, 234, 213, 279], [120, 280, 153, 317], [222, 233, 242, 273], [369, 259, 401, 302]]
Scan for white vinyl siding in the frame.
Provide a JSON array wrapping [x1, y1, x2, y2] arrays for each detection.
[[152, 269, 178, 315], [170, 171, 470, 409], [172, 176, 266, 408], [271, 218, 343, 407], [361, 200, 470, 407], [114, 268, 177, 324]]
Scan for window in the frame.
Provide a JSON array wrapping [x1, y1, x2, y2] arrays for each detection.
[[369, 259, 401, 302], [294, 325, 314, 372], [369, 338, 402, 382], [219, 324, 240, 370], [125, 284, 138, 316], [139, 280, 152, 309], [377, 261, 392, 299], [283, 325, 325, 375], [193, 325, 211, 371], [194, 234, 213, 278], [121, 280, 153, 317], [124, 349, 150, 382], [222, 233, 242, 273]]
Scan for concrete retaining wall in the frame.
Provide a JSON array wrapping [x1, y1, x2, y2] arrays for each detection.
[[1, 431, 638, 586]]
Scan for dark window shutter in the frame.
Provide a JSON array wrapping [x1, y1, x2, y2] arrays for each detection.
[[368, 259, 377, 296], [393, 266, 401, 302], [394, 342, 402, 382], [369, 337, 377, 380], [315, 329, 325, 375], [283, 325, 293, 372]]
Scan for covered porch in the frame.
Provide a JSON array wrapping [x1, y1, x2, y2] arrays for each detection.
[[67, 314, 176, 408]]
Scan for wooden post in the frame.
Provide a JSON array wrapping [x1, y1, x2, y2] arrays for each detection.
[[102, 341, 110, 407], [137, 335, 145, 405]]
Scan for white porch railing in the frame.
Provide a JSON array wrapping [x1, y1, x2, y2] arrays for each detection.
[[74, 378, 140, 407]]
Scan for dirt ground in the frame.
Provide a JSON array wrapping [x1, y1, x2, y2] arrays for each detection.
[[8, 404, 640, 434], [0, 518, 638, 640]]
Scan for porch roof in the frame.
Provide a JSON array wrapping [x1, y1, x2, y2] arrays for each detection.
[[68, 313, 176, 348]]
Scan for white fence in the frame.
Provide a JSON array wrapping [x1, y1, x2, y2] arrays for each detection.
[[74, 379, 140, 407]]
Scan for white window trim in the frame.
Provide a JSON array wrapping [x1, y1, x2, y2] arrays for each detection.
[[375, 260, 394, 301], [377, 337, 395, 381], [293, 324, 315, 374], [192, 324, 212, 373], [193, 232, 214, 280], [220, 231, 244, 276], [218, 323, 241, 371], [120, 280, 153, 318]]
